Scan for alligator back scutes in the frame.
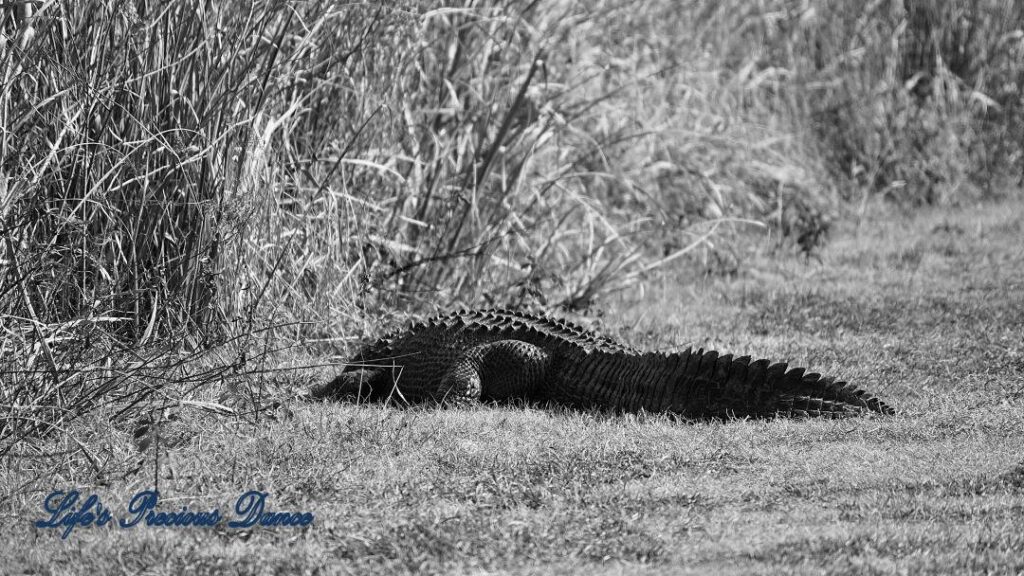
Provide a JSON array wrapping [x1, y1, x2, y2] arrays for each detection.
[[455, 308, 634, 352], [353, 308, 634, 364]]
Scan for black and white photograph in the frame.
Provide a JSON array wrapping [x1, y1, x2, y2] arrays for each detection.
[[2, 0, 1022, 573]]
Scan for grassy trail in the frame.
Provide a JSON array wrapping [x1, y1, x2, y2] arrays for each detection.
[[3, 198, 1023, 574]]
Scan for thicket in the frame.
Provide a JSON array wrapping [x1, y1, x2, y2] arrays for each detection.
[[1, 0, 1022, 449]]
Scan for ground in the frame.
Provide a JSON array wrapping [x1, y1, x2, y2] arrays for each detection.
[[2, 197, 1023, 575]]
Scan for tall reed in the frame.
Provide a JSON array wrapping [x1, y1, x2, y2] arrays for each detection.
[[1, 0, 1021, 450]]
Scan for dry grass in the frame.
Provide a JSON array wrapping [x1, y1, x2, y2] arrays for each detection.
[[2, 186, 1022, 575], [3, 0, 1023, 450], [1, 1, 1023, 571]]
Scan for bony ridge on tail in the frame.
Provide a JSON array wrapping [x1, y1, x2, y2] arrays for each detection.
[[310, 308, 895, 419]]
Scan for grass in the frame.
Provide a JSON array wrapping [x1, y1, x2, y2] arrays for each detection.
[[2, 193, 1022, 575], [3, 0, 1023, 450], [2, 1, 1024, 573]]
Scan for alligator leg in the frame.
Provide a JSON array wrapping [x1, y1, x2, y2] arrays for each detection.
[[437, 340, 551, 405]]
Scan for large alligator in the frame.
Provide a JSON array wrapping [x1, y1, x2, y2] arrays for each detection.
[[310, 308, 894, 419]]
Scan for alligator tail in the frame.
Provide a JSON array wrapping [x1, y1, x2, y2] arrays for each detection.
[[706, 350, 894, 418], [639, 348, 895, 419]]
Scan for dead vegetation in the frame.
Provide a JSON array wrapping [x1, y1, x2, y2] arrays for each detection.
[[1, 5, 1023, 564]]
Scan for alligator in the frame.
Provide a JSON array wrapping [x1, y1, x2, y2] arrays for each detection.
[[310, 308, 894, 419]]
